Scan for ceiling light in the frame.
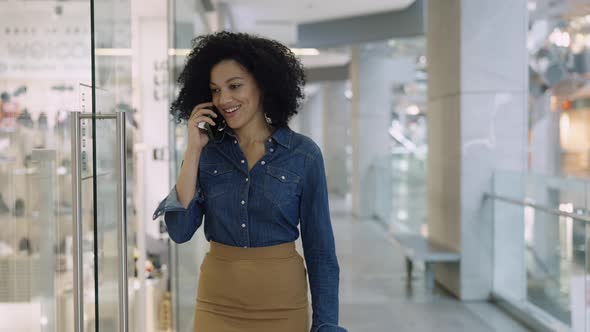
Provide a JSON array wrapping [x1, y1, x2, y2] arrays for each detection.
[[95, 48, 132, 56], [527, 1, 536, 11], [168, 48, 191, 56], [549, 28, 571, 48], [291, 48, 320, 56], [406, 104, 420, 115], [418, 55, 427, 67], [571, 33, 585, 54], [397, 210, 408, 220], [344, 89, 353, 100]]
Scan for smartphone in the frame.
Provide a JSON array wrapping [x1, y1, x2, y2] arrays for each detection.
[[197, 105, 224, 141]]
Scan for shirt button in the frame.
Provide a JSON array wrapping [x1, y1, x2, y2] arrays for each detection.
[[241, 223, 246, 228], [281, 175, 286, 180], [234, 140, 237, 144], [213, 170, 218, 174], [270, 148, 274, 152], [241, 200, 245, 205], [245, 178, 249, 182], [244, 246, 248, 248], [241, 159, 245, 164], [261, 161, 266, 165], [268, 138, 271, 142]]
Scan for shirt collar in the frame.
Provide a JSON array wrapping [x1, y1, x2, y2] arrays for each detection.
[[214, 125, 293, 149]]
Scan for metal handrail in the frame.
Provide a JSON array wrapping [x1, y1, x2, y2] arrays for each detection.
[[485, 193, 590, 223]]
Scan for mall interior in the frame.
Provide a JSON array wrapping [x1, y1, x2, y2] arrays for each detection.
[[2, 0, 590, 331]]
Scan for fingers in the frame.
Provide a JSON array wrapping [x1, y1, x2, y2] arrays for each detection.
[[195, 101, 214, 109], [190, 102, 217, 119], [187, 103, 220, 127], [192, 115, 216, 128]]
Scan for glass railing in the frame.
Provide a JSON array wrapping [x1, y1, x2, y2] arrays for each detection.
[[365, 152, 428, 237], [490, 171, 589, 332], [365, 155, 393, 223]]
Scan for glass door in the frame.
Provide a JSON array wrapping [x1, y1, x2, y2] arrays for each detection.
[[80, 0, 135, 330], [71, 88, 131, 332], [0, 0, 134, 331], [0, 2, 92, 332]]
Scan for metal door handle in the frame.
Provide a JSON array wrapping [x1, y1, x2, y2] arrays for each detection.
[[71, 111, 128, 332]]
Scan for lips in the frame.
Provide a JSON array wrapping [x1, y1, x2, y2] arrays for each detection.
[[222, 104, 241, 119], [223, 105, 241, 113]]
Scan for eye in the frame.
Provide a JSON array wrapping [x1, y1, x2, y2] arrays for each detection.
[[210, 88, 220, 94], [229, 84, 242, 90]]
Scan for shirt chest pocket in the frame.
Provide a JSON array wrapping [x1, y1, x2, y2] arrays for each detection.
[[200, 163, 234, 200], [263, 166, 301, 207]]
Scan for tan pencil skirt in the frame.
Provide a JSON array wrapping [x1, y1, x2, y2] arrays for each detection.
[[194, 241, 310, 332]]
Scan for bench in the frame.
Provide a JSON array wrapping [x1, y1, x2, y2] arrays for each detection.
[[391, 232, 460, 294]]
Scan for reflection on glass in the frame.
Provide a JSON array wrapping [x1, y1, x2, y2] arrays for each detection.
[[492, 171, 590, 330], [0, 0, 137, 330], [0, 1, 91, 331], [525, 210, 585, 325], [93, 0, 134, 330]]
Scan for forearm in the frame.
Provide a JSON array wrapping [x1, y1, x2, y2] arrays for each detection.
[[306, 250, 340, 330], [175, 148, 201, 208]]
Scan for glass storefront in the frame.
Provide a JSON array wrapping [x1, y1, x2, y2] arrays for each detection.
[[0, 1, 137, 330], [165, 0, 209, 330], [512, 2, 590, 329], [529, 2, 590, 178]]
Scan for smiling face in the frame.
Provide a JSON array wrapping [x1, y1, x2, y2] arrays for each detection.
[[209, 59, 264, 130]]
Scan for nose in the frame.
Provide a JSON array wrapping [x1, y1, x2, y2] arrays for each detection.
[[219, 88, 233, 105]]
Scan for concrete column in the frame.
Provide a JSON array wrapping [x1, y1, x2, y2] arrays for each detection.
[[298, 85, 325, 152], [322, 81, 350, 197], [427, 0, 528, 299], [350, 47, 414, 220]]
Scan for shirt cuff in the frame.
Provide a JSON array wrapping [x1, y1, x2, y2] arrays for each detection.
[[312, 323, 348, 332], [152, 185, 205, 220]]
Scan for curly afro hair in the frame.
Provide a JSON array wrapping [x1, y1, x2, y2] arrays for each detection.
[[170, 31, 306, 128]]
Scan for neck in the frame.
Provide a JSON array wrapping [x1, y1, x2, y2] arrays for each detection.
[[234, 116, 274, 145]]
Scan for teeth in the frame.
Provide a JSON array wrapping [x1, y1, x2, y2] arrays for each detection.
[[225, 105, 241, 113]]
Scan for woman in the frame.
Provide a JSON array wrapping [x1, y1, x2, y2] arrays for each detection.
[[153, 31, 345, 332]]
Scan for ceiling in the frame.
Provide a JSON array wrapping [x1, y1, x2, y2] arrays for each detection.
[[222, 0, 415, 24], [530, 0, 590, 20], [218, 0, 415, 45]]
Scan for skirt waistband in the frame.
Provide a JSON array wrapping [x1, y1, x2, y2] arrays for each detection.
[[209, 241, 297, 260]]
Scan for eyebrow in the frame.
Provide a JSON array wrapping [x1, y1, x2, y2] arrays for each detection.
[[209, 77, 244, 86]]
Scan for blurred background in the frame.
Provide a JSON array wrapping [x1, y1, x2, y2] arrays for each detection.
[[1, 0, 590, 331]]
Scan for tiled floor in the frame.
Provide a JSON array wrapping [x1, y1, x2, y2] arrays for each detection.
[[329, 197, 531, 332]]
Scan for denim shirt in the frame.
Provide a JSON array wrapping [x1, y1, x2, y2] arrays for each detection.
[[152, 125, 346, 332]]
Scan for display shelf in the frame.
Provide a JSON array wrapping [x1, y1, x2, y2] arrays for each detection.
[[11, 167, 37, 175], [0, 254, 41, 301]]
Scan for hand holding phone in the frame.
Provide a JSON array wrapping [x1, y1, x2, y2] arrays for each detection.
[[197, 106, 224, 141], [187, 102, 219, 152]]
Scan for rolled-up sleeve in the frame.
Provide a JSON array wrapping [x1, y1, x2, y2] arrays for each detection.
[[152, 176, 206, 244], [299, 147, 345, 332]]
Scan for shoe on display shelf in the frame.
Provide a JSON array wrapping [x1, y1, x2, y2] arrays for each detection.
[[17, 109, 34, 129], [0, 193, 9, 214], [37, 112, 48, 130], [13, 198, 24, 217]]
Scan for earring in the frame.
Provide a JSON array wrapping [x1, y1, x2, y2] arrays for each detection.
[[264, 112, 272, 125]]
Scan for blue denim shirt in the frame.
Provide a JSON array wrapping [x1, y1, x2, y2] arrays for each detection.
[[152, 126, 345, 332]]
